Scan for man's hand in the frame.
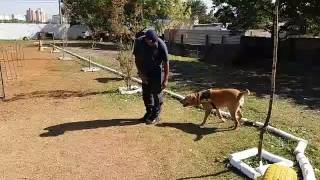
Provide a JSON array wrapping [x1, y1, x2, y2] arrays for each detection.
[[161, 80, 168, 90], [138, 73, 148, 84]]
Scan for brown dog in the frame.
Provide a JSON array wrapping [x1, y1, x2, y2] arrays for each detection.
[[180, 88, 250, 129]]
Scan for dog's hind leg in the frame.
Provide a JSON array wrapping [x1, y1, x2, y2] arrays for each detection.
[[237, 109, 243, 125], [216, 108, 226, 122], [229, 108, 240, 130], [200, 109, 211, 126]]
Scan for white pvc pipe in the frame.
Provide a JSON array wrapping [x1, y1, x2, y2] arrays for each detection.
[[261, 150, 294, 167], [230, 148, 258, 161], [230, 158, 261, 179], [253, 121, 306, 142], [230, 147, 294, 179], [296, 153, 316, 180], [294, 141, 308, 154]]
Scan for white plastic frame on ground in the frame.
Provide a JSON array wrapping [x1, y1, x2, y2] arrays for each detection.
[[51, 45, 316, 180], [58, 56, 72, 61], [81, 67, 101, 72], [229, 147, 294, 179], [118, 85, 142, 95]]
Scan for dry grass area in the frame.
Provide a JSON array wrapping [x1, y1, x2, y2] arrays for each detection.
[[0, 42, 319, 179]]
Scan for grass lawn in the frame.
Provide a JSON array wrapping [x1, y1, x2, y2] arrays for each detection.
[[70, 48, 320, 178]]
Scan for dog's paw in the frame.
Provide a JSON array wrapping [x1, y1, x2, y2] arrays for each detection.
[[221, 118, 226, 122], [233, 125, 240, 130]]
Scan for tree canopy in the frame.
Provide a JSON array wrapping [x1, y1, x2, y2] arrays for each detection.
[[63, 0, 193, 38], [63, 0, 319, 37], [212, 0, 320, 35]]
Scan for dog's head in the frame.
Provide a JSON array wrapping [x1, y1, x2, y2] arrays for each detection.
[[180, 93, 200, 107]]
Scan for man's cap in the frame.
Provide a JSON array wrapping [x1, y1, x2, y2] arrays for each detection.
[[145, 29, 158, 42]]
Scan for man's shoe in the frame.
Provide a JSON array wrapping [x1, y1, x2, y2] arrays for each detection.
[[138, 113, 151, 122], [146, 117, 160, 125]]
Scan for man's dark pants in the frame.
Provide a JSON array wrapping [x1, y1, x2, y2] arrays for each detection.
[[142, 70, 163, 120]]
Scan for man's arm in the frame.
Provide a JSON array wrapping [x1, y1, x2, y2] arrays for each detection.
[[134, 57, 143, 75], [133, 39, 143, 75], [162, 61, 169, 90], [133, 39, 148, 84], [161, 40, 169, 90]]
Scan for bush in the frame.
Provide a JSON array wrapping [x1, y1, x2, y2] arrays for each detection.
[[116, 43, 135, 90]]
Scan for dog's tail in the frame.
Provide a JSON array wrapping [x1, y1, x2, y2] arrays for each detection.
[[237, 89, 250, 101]]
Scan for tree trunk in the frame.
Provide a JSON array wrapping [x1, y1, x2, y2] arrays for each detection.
[[126, 78, 132, 90], [257, 0, 279, 164]]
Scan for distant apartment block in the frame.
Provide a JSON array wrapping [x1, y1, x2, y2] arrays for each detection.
[[26, 8, 47, 23]]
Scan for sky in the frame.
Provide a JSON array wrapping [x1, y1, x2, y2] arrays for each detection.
[[0, 0, 213, 16], [0, 0, 59, 17], [202, 0, 213, 13]]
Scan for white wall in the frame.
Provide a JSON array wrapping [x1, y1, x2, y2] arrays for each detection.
[[165, 29, 243, 45], [0, 23, 90, 40]]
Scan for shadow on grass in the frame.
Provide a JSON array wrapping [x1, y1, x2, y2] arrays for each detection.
[[156, 122, 233, 141], [40, 118, 143, 137], [95, 77, 123, 83], [5, 90, 116, 102]]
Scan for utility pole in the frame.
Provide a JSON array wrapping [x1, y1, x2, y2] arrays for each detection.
[[58, 0, 62, 24]]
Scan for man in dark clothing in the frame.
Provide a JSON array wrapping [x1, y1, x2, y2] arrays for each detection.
[[133, 29, 169, 124]]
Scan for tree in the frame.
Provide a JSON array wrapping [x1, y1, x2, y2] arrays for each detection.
[[203, 9, 218, 24], [186, 0, 208, 24], [63, 0, 113, 41], [116, 44, 136, 90], [64, 0, 133, 43], [139, 0, 192, 33], [213, 0, 273, 30], [212, 0, 320, 35], [124, 0, 144, 35], [63, 0, 193, 39]]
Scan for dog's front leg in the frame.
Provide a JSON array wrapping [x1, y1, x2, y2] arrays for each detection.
[[216, 108, 226, 122], [200, 109, 211, 126]]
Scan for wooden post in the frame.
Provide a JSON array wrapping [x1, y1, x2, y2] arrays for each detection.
[[58, 0, 62, 24], [257, 0, 279, 164], [221, 35, 225, 44], [205, 34, 209, 47], [0, 57, 5, 100], [180, 34, 184, 44], [39, 39, 43, 51]]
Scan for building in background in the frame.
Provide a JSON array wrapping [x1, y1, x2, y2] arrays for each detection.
[[26, 8, 47, 23], [51, 15, 61, 24], [26, 8, 34, 22]]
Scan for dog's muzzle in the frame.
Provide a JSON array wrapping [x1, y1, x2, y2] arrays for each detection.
[[179, 99, 188, 107]]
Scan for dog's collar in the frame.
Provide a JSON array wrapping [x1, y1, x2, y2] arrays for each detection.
[[197, 92, 201, 105], [197, 90, 217, 109]]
